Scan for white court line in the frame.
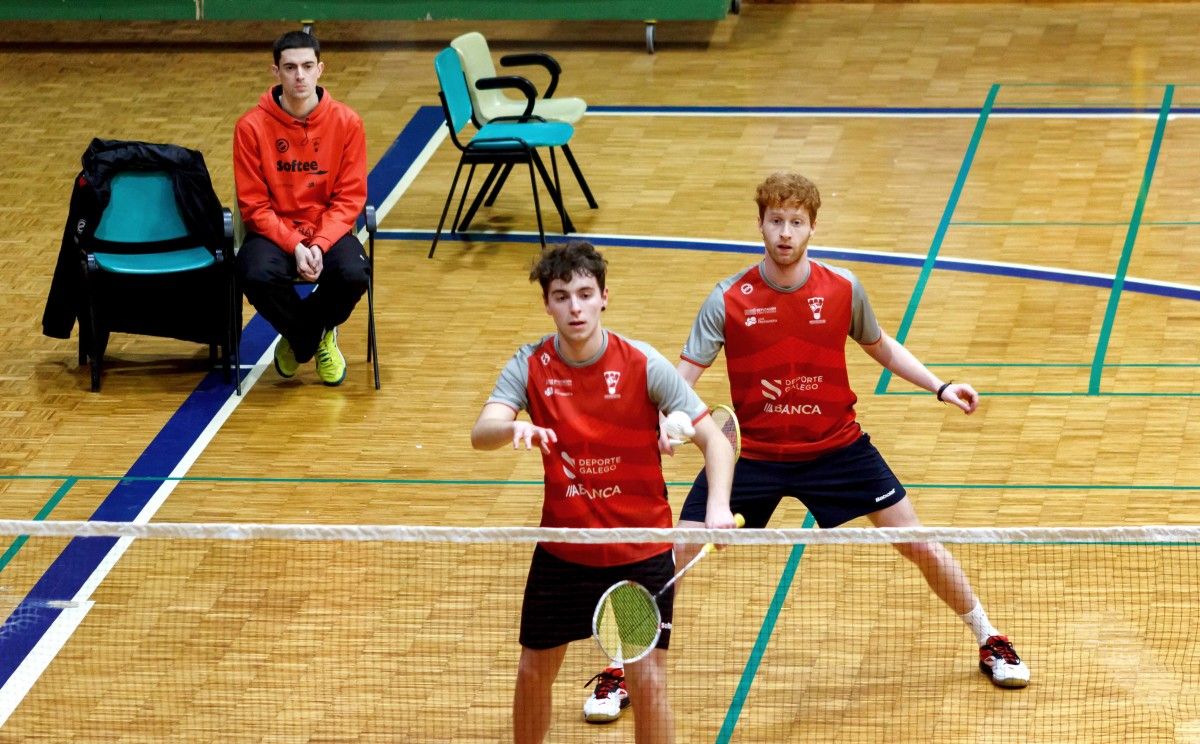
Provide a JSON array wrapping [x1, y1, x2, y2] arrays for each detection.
[[0, 129, 441, 726], [589, 110, 1200, 120]]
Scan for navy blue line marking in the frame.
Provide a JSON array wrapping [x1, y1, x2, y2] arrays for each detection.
[[380, 230, 1200, 304], [366, 106, 444, 208], [0, 109, 445, 691]]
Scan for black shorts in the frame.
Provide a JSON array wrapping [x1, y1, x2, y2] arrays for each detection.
[[679, 433, 906, 529], [519, 545, 676, 651]]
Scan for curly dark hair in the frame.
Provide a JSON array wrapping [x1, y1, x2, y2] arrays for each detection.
[[530, 241, 607, 300]]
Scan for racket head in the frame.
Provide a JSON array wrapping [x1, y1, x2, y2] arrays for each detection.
[[709, 404, 741, 459], [592, 580, 662, 665]]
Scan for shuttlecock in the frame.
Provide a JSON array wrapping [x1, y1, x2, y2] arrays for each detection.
[[664, 411, 695, 444]]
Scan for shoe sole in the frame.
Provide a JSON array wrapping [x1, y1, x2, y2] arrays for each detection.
[[583, 697, 630, 723], [319, 368, 346, 386], [273, 359, 297, 379], [979, 661, 1029, 688]]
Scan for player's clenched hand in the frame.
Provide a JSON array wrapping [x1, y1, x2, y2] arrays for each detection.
[[512, 421, 557, 453], [940, 382, 980, 414], [705, 507, 738, 531]]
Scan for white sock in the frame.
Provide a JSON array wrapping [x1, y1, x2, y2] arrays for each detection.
[[959, 601, 1000, 646]]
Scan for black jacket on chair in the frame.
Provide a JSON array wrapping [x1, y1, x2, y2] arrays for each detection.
[[42, 138, 227, 344]]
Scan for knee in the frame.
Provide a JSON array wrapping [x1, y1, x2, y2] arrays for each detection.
[[515, 651, 557, 690], [894, 540, 943, 566], [897, 537, 931, 561], [626, 657, 669, 698]]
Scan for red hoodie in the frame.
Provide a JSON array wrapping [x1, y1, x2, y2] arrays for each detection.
[[233, 86, 367, 253]]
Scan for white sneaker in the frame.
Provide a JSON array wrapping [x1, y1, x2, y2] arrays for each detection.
[[582, 667, 629, 723], [979, 635, 1030, 688]]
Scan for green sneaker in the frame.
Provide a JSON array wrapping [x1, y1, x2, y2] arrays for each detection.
[[315, 327, 346, 386], [273, 336, 299, 378]]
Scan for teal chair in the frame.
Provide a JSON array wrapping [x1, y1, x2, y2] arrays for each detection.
[[81, 170, 239, 393], [429, 47, 593, 258]]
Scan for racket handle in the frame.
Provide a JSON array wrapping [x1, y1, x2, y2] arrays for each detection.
[[699, 513, 745, 556]]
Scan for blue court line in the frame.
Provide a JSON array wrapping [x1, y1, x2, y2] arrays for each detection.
[[715, 513, 817, 744], [1089, 85, 1174, 394], [380, 230, 1200, 304], [0, 110, 445, 694]]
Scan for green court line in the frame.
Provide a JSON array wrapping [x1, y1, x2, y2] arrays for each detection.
[[5, 475, 1200, 490], [876, 84, 999, 395], [952, 220, 1200, 227], [925, 362, 1200, 368], [998, 83, 1177, 88], [0, 477, 540, 487], [0, 476, 76, 574], [716, 512, 817, 744], [884, 390, 1200, 397], [1090, 85, 1174, 394]]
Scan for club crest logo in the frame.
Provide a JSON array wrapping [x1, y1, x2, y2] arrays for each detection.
[[603, 370, 621, 398], [807, 296, 825, 324], [275, 138, 289, 153]]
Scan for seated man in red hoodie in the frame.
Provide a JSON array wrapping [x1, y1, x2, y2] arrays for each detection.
[[234, 31, 369, 386]]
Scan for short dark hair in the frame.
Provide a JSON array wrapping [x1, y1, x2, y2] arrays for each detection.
[[273, 30, 320, 64], [530, 241, 608, 299]]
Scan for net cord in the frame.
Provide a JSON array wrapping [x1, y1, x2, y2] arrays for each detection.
[[0, 520, 1198, 545]]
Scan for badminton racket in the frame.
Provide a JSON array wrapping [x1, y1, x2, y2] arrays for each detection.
[[591, 513, 745, 664]]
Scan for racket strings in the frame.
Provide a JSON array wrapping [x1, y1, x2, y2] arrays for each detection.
[[712, 408, 739, 451], [597, 583, 661, 662]]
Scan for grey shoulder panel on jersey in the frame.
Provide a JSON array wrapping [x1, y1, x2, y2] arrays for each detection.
[[628, 338, 707, 419], [821, 262, 882, 345]]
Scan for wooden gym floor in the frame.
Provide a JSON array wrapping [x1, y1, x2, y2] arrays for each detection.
[[1, 3, 1199, 741]]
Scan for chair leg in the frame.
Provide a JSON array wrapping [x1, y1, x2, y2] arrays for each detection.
[[561, 144, 598, 209], [449, 164, 480, 234], [484, 163, 515, 207], [458, 163, 504, 233], [526, 161, 547, 249], [429, 160, 468, 259], [81, 268, 103, 392], [367, 276, 380, 390], [230, 272, 242, 396], [531, 151, 575, 234], [550, 148, 563, 204]]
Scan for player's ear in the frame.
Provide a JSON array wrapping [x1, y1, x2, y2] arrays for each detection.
[[601, 287, 608, 311]]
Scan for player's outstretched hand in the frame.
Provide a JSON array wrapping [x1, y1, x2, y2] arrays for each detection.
[[512, 421, 557, 453], [941, 382, 980, 414]]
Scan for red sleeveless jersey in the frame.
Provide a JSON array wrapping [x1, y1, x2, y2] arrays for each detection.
[[525, 334, 671, 566], [723, 263, 862, 459]]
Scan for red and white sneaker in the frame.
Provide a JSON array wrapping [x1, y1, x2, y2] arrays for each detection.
[[979, 635, 1030, 688], [582, 667, 629, 722]]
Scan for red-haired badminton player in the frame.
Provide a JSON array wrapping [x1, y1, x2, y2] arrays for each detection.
[[584, 172, 1030, 713], [471, 241, 735, 744]]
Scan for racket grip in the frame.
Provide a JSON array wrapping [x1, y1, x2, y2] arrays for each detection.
[[701, 513, 745, 555]]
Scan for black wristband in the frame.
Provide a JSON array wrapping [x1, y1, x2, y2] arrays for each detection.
[[936, 381, 953, 402]]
